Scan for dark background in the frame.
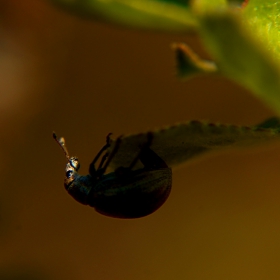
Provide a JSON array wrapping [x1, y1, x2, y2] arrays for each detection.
[[1, 1, 280, 279]]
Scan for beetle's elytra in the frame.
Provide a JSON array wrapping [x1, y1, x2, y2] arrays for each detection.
[[53, 132, 172, 218]]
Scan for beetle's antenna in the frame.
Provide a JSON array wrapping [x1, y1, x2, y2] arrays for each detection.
[[53, 132, 70, 160]]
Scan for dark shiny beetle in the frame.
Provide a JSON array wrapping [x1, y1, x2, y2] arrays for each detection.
[[53, 133, 172, 218]]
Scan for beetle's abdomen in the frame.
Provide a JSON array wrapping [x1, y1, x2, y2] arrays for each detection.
[[88, 168, 172, 218]]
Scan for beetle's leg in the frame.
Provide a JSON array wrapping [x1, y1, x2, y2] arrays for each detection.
[[128, 132, 152, 169], [96, 136, 122, 177], [89, 133, 112, 177], [97, 152, 109, 170], [129, 132, 168, 170]]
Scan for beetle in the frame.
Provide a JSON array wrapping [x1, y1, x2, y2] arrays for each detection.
[[53, 132, 172, 218]]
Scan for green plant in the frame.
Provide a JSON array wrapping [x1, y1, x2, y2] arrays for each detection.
[[48, 0, 280, 168]]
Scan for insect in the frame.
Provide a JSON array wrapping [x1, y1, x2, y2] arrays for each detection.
[[53, 132, 172, 218]]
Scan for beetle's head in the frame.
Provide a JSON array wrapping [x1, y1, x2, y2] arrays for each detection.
[[64, 156, 80, 186], [53, 132, 91, 205], [53, 132, 81, 187]]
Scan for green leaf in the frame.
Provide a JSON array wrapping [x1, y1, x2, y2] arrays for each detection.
[[192, 0, 227, 13], [243, 1, 280, 60], [197, 10, 280, 114], [107, 117, 280, 170], [48, 0, 197, 32], [227, 0, 245, 5]]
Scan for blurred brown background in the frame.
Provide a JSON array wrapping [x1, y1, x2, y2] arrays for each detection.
[[1, 1, 280, 279]]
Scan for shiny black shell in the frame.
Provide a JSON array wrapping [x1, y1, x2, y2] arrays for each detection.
[[88, 168, 172, 218], [66, 167, 172, 218]]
